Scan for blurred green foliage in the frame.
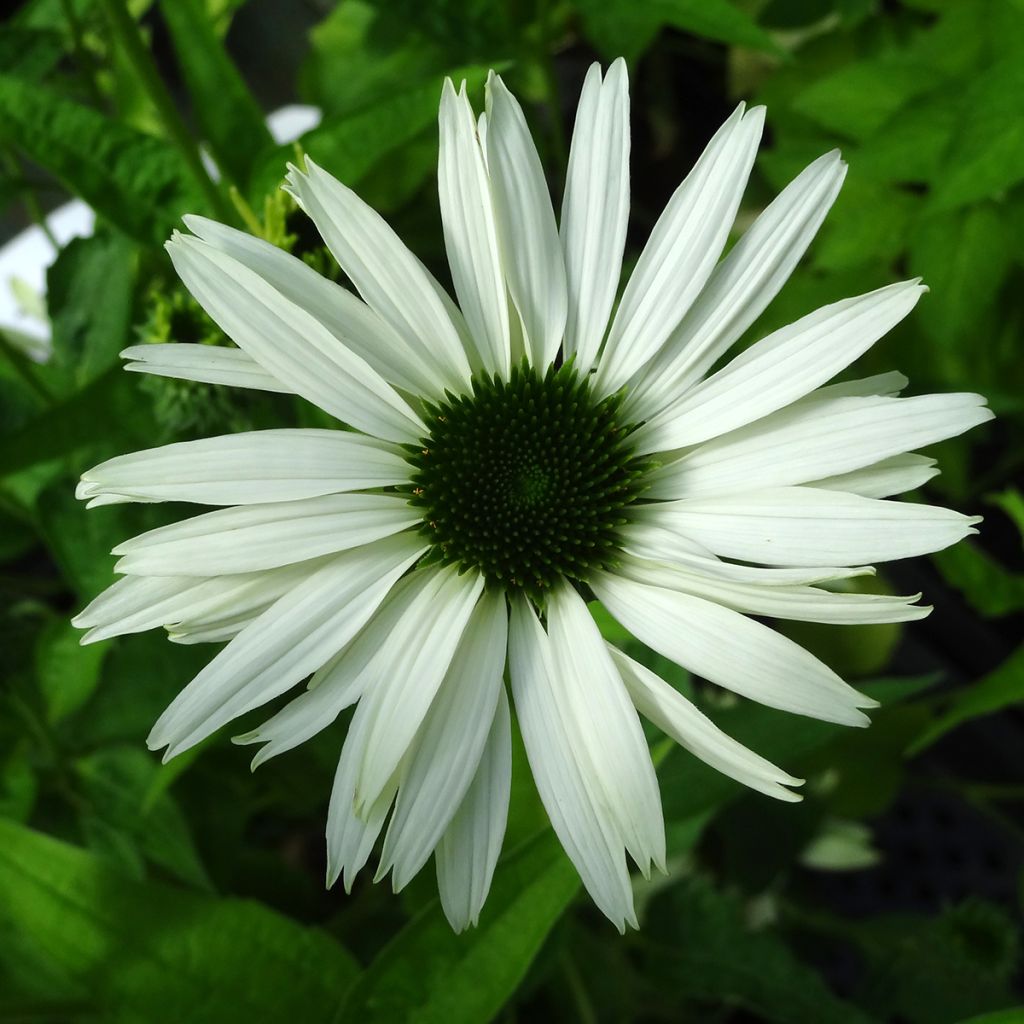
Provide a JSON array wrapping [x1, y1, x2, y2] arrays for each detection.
[[1, 0, 1023, 1020]]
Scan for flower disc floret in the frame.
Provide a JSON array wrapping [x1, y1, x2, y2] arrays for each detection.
[[404, 361, 651, 593]]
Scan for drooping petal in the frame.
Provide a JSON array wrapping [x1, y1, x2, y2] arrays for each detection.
[[377, 588, 507, 890], [146, 533, 425, 758], [638, 280, 926, 452], [166, 233, 424, 443], [560, 59, 630, 372], [112, 493, 419, 577], [285, 159, 472, 392], [183, 215, 445, 396], [77, 428, 409, 507], [546, 582, 665, 876], [646, 392, 991, 497], [591, 571, 874, 726], [609, 647, 803, 802], [508, 596, 637, 931], [121, 343, 289, 393], [436, 689, 512, 932], [628, 150, 846, 415], [484, 72, 567, 368], [438, 79, 510, 377], [635, 486, 981, 566], [595, 104, 765, 395]]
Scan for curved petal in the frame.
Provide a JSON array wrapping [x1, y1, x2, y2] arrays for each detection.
[[167, 234, 424, 443], [77, 428, 410, 507], [808, 453, 939, 498], [121, 344, 289, 393], [285, 159, 471, 392], [439, 79, 510, 376], [560, 59, 630, 372], [596, 104, 765, 396], [484, 72, 567, 368]]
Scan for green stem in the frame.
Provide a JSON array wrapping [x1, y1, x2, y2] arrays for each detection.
[[540, 52, 569, 174], [60, 0, 106, 110], [560, 950, 598, 1024], [97, 0, 232, 222], [3, 150, 59, 250], [0, 330, 55, 405]]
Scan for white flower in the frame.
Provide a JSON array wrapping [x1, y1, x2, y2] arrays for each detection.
[[74, 60, 991, 932]]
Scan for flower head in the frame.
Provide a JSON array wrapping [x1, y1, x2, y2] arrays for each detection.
[[75, 60, 991, 931]]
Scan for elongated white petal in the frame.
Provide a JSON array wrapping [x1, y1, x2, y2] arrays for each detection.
[[596, 105, 764, 395], [591, 571, 873, 725], [809, 453, 939, 498], [547, 582, 664, 876], [121, 344, 289, 393], [485, 72, 567, 367], [640, 280, 926, 451], [352, 566, 485, 816], [285, 159, 471, 392], [235, 570, 430, 768], [620, 522, 872, 586], [378, 589, 507, 890], [147, 534, 425, 758], [618, 555, 930, 625], [436, 689, 512, 931], [609, 647, 803, 802], [77, 428, 409, 507], [113, 493, 419, 577], [629, 151, 846, 414], [183, 215, 445, 395], [74, 561, 318, 644], [167, 234, 424, 443], [508, 596, 637, 931], [439, 80, 510, 376], [636, 487, 981, 566], [560, 59, 629, 371], [647, 392, 991, 497]]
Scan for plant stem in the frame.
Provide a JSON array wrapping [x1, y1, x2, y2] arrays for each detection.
[[0, 330, 55, 405], [3, 150, 59, 250], [97, 0, 232, 222], [59, 0, 106, 110]]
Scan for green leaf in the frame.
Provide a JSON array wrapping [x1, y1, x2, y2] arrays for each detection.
[[0, 74, 200, 246], [0, 27, 65, 81], [989, 488, 1024, 542], [0, 819, 359, 1023], [47, 231, 138, 391], [35, 618, 108, 724], [159, 0, 272, 188], [932, 541, 1024, 618], [335, 830, 580, 1024], [908, 644, 1024, 755], [644, 875, 873, 1024], [956, 1011, 1024, 1024]]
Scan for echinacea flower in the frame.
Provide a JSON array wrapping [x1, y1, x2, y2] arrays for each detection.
[[74, 60, 991, 932]]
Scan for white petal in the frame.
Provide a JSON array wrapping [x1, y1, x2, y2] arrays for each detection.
[[351, 566, 485, 816], [508, 596, 637, 932], [438, 80, 510, 377], [74, 561, 318, 644], [636, 486, 981, 566], [77, 428, 409, 507], [560, 59, 630, 372], [484, 72, 567, 367], [436, 689, 512, 932], [609, 646, 803, 802], [147, 533, 425, 758], [378, 589, 507, 890], [809, 453, 939, 498], [113, 493, 419, 577], [121, 344, 289, 393], [591, 571, 873, 726], [639, 280, 926, 452], [629, 151, 846, 414], [617, 555, 930, 625], [619, 521, 872, 586], [596, 105, 765, 395], [546, 582, 665, 876], [183, 215, 445, 396], [235, 569, 431, 768], [285, 159, 471, 392], [646, 392, 992, 496], [166, 234, 424, 443]]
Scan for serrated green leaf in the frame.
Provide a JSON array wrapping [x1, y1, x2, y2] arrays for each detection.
[[35, 618, 108, 724], [0, 74, 200, 246], [0, 819, 359, 1023], [159, 0, 272, 188]]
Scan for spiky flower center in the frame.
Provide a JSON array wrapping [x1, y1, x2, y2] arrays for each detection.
[[403, 362, 651, 595]]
